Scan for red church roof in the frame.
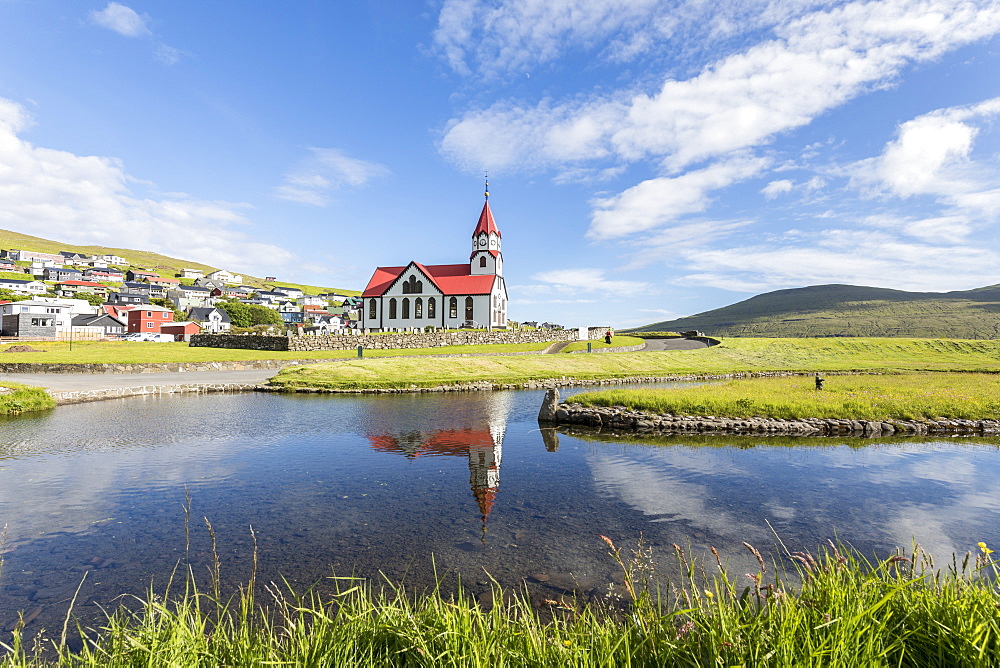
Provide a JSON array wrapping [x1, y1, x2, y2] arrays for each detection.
[[472, 201, 500, 238], [362, 262, 496, 298]]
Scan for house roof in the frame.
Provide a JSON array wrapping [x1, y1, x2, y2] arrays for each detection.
[[188, 307, 231, 322], [363, 262, 496, 298], [472, 201, 500, 238], [58, 280, 107, 288]]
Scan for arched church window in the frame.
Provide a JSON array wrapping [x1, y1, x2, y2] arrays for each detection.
[[415, 298, 423, 319], [449, 297, 457, 319], [368, 299, 376, 319], [479, 256, 486, 268], [465, 296, 474, 322], [428, 297, 436, 318], [402, 298, 410, 319], [416, 280, 422, 293], [389, 298, 397, 319]]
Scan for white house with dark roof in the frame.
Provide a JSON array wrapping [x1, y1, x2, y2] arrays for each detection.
[[361, 192, 508, 331]]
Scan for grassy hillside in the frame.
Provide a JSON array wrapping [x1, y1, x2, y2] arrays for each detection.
[[0, 228, 359, 296], [629, 283, 1000, 338]]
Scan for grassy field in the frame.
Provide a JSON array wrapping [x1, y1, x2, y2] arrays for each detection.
[[269, 337, 1000, 390], [2, 539, 997, 666], [571, 373, 1000, 421], [0, 339, 555, 364], [0, 382, 56, 415], [561, 335, 645, 352]]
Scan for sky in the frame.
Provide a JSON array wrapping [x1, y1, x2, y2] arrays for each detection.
[[0, 0, 999, 328]]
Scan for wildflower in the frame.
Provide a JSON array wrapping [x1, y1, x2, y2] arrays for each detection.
[[979, 541, 994, 555], [676, 621, 696, 639], [703, 589, 714, 599], [563, 640, 572, 647]]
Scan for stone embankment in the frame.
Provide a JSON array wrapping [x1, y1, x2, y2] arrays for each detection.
[[544, 402, 1000, 437], [52, 383, 264, 405], [191, 329, 597, 352]]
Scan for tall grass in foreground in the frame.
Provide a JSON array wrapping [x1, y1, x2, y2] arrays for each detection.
[[0, 383, 55, 416], [2, 538, 998, 666], [572, 373, 1000, 421]]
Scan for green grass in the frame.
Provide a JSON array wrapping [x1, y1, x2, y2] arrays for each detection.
[[2, 538, 997, 666], [561, 335, 645, 352], [570, 373, 1000, 420], [0, 340, 554, 365], [0, 382, 55, 415], [269, 337, 1000, 391]]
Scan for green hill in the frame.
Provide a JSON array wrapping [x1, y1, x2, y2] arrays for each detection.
[[628, 283, 1000, 339], [0, 228, 359, 296]]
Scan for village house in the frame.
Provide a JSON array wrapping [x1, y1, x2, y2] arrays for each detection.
[[0, 259, 15, 272], [71, 313, 125, 337], [56, 280, 110, 298], [83, 267, 124, 280], [126, 269, 160, 282], [166, 285, 212, 311], [160, 320, 201, 341], [180, 268, 204, 279], [0, 278, 47, 295], [0, 300, 68, 337], [4, 250, 64, 264], [187, 306, 231, 333], [124, 305, 174, 334], [272, 286, 304, 299], [59, 251, 90, 264], [147, 276, 181, 289], [107, 291, 150, 306], [205, 270, 242, 284], [361, 192, 508, 331], [43, 267, 83, 282]]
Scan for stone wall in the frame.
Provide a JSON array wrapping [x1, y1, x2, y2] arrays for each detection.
[[191, 328, 600, 351], [547, 402, 1000, 437], [51, 382, 264, 405]]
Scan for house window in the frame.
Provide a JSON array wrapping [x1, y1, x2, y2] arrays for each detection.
[[368, 299, 377, 319], [415, 298, 422, 319], [402, 298, 410, 319], [449, 297, 458, 319], [465, 297, 474, 322], [389, 298, 397, 319], [146, 311, 152, 317], [401, 275, 423, 294], [480, 256, 487, 267], [146, 322, 153, 328], [427, 297, 436, 318]]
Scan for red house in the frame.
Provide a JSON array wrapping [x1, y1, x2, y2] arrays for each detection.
[[125, 305, 173, 333], [160, 321, 201, 341]]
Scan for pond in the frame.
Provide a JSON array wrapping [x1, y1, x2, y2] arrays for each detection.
[[2, 386, 999, 635]]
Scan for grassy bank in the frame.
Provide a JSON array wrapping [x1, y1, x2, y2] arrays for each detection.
[[2, 540, 997, 666], [571, 373, 1000, 421], [0, 382, 55, 415], [0, 340, 554, 365], [561, 335, 645, 352], [269, 337, 1000, 390]]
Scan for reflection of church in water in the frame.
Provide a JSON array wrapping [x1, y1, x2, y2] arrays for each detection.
[[364, 393, 510, 534]]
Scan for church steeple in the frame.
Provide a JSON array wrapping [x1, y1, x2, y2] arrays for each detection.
[[471, 182, 503, 276]]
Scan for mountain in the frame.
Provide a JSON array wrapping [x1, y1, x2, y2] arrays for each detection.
[[0, 228, 359, 296], [628, 283, 1000, 338]]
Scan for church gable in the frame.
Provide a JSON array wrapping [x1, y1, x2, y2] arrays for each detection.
[[384, 262, 443, 297]]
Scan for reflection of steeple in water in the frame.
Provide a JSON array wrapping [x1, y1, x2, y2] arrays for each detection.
[[363, 391, 511, 537]]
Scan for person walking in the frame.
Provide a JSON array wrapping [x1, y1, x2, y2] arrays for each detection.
[[604, 330, 613, 345]]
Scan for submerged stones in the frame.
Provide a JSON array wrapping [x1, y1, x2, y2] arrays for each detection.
[[548, 403, 1000, 438]]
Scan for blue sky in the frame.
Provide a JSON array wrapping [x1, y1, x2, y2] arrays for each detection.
[[1, 0, 999, 328]]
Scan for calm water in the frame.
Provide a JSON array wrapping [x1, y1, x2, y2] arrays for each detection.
[[2, 387, 1000, 634]]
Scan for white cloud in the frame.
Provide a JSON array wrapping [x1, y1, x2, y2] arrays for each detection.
[[90, 2, 150, 37], [274, 148, 390, 206], [444, 0, 1000, 175], [0, 98, 295, 275], [527, 267, 650, 296], [761, 179, 794, 199], [675, 228, 999, 293], [588, 155, 768, 239]]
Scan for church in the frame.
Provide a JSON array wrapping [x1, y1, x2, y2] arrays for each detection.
[[361, 189, 509, 331]]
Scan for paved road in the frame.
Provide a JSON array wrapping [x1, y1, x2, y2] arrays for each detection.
[[1, 369, 280, 392], [640, 338, 710, 351]]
